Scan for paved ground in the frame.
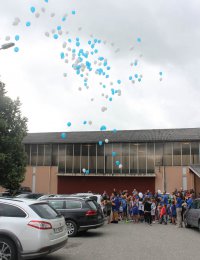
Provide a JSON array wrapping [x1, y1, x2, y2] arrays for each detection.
[[38, 221, 200, 260]]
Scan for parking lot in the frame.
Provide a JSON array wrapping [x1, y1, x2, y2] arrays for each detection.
[[37, 221, 200, 260]]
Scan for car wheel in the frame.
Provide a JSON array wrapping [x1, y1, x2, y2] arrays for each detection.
[[0, 237, 17, 260], [65, 220, 78, 237], [184, 218, 190, 228]]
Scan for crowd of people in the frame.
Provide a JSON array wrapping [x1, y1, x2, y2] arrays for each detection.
[[100, 188, 197, 227]]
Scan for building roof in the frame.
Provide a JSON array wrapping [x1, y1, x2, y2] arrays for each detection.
[[22, 128, 200, 144], [189, 165, 200, 178]]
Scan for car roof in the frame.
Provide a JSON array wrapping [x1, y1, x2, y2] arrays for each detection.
[[41, 196, 90, 201], [0, 198, 49, 206]]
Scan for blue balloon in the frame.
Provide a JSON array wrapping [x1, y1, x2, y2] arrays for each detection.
[[134, 74, 138, 78], [57, 25, 62, 31], [61, 132, 67, 139], [53, 34, 58, 39], [137, 37, 141, 43], [109, 97, 112, 102], [159, 71, 163, 76], [83, 121, 87, 125], [98, 141, 103, 146], [60, 52, 65, 59], [113, 129, 117, 133], [72, 10, 76, 15], [100, 125, 107, 131], [117, 80, 121, 84], [112, 151, 117, 157], [115, 161, 120, 166], [14, 47, 19, 52], [76, 42, 80, 47], [129, 76, 132, 80], [44, 0, 48, 2], [67, 122, 71, 127], [85, 169, 90, 174], [15, 35, 20, 41], [30, 6, 36, 13], [26, 21, 31, 27], [62, 17, 66, 22]]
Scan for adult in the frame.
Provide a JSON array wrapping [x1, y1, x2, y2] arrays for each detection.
[[144, 197, 152, 225], [111, 192, 120, 223], [176, 192, 183, 228]]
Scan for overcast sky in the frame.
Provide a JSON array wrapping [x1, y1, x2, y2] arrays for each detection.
[[0, 0, 200, 133]]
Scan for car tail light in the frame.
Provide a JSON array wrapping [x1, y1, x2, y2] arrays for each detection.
[[85, 210, 97, 216], [28, 220, 52, 230]]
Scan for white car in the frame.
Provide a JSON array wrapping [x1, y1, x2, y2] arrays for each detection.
[[0, 198, 68, 260]]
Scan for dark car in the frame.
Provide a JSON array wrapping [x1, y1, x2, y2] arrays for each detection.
[[15, 193, 44, 199], [43, 197, 104, 237], [184, 198, 200, 230]]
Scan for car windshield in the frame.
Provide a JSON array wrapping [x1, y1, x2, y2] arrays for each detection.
[[30, 203, 61, 219]]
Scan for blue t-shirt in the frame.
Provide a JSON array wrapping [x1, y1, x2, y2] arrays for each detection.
[[187, 198, 193, 208], [163, 194, 168, 205], [176, 197, 183, 208], [112, 197, 120, 211]]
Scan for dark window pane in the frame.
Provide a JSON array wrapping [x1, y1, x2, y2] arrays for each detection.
[[81, 145, 89, 171], [97, 145, 104, 173], [74, 144, 80, 173], [37, 144, 44, 166], [147, 143, 154, 173], [30, 203, 58, 219], [52, 144, 58, 166], [122, 143, 129, 174], [31, 144, 37, 166], [59, 144, 65, 173], [66, 144, 73, 173], [105, 144, 112, 173], [25, 144, 30, 165], [48, 200, 64, 210], [182, 143, 190, 166], [0, 203, 26, 217], [44, 144, 52, 166], [138, 144, 146, 174], [113, 143, 121, 174], [164, 143, 172, 166], [155, 143, 163, 166], [65, 201, 82, 209], [89, 144, 96, 173], [191, 142, 199, 164], [173, 142, 181, 166], [130, 144, 138, 173]]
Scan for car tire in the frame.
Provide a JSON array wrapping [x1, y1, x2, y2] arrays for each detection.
[[184, 218, 190, 228], [0, 237, 17, 260], [65, 220, 78, 237]]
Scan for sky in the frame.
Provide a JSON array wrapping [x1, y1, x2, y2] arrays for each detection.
[[0, 0, 200, 133]]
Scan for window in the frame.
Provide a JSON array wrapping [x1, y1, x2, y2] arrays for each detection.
[[65, 201, 82, 209], [147, 143, 154, 173], [48, 200, 64, 210], [37, 144, 44, 166], [163, 143, 172, 166], [173, 142, 181, 166], [66, 144, 73, 173], [59, 144, 65, 173], [155, 143, 163, 166], [52, 144, 58, 166], [0, 203, 26, 218], [25, 144, 31, 165], [130, 144, 138, 174], [87, 200, 97, 210], [89, 144, 96, 173], [81, 144, 89, 171], [30, 203, 59, 219], [105, 144, 113, 173], [191, 142, 199, 164], [31, 144, 37, 166], [122, 143, 130, 174], [113, 143, 121, 174], [182, 143, 190, 166], [97, 145, 104, 173], [74, 144, 81, 173], [138, 144, 146, 174], [44, 144, 52, 166]]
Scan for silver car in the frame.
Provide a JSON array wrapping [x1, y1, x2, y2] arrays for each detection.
[[184, 198, 200, 230]]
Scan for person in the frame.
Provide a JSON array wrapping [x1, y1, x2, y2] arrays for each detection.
[[151, 199, 156, 223], [132, 198, 139, 223], [176, 192, 183, 228], [144, 197, 152, 225], [159, 204, 167, 225], [138, 198, 144, 222], [171, 201, 176, 225], [111, 192, 120, 223], [104, 198, 112, 224]]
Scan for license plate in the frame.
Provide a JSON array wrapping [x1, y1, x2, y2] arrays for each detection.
[[54, 226, 63, 233]]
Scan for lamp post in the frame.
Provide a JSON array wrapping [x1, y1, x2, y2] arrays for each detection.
[[0, 42, 15, 50]]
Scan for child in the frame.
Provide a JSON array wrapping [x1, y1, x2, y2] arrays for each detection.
[[132, 198, 139, 223], [159, 204, 167, 225], [138, 198, 144, 222], [151, 199, 156, 223]]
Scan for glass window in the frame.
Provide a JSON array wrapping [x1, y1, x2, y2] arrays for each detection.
[[97, 145, 104, 173], [74, 144, 81, 173], [130, 144, 138, 174], [37, 144, 44, 166], [105, 144, 113, 173], [31, 144, 37, 166], [59, 144, 65, 173], [173, 142, 181, 166], [44, 144, 52, 166], [81, 144, 89, 172], [138, 144, 146, 174], [0, 203, 26, 217], [87, 200, 97, 210], [65, 201, 82, 209], [30, 203, 59, 219], [48, 200, 64, 210], [147, 143, 154, 173], [25, 144, 31, 165], [155, 143, 163, 166], [191, 142, 199, 164], [164, 143, 172, 166], [89, 144, 96, 173], [52, 144, 58, 166], [122, 143, 130, 174], [113, 143, 121, 174], [182, 143, 190, 166], [66, 144, 73, 173]]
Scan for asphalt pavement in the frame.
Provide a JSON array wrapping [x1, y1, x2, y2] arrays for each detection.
[[37, 221, 200, 260]]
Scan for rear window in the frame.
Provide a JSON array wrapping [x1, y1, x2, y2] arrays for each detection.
[[87, 200, 97, 210], [30, 203, 59, 219]]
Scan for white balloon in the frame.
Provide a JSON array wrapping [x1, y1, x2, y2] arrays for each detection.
[[63, 42, 67, 48], [5, 36, 10, 41], [101, 106, 107, 112], [78, 87, 82, 91], [45, 32, 50, 37], [35, 12, 40, 18], [139, 192, 143, 198], [82, 168, 86, 173], [105, 139, 109, 143], [58, 30, 63, 35], [88, 121, 92, 125], [91, 98, 94, 101], [41, 7, 46, 13], [119, 164, 123, 169], [51, 29, 56, 34], [50, 13, 55, 17], [63, 73, 67, 77]]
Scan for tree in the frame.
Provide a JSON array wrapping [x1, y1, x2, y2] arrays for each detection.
[[0, 81, 28, 192]]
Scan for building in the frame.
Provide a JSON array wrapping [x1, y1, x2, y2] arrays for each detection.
[[21, 128, 200, 195]]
